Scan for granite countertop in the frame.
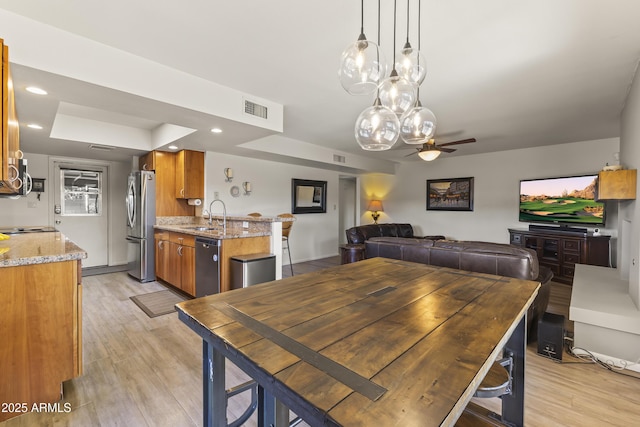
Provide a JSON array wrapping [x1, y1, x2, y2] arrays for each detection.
[[0, 231, 87, 267], [154, 223, 270, 239], [154, 215, 294, 239]]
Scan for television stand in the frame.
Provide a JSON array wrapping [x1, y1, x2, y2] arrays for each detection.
[[509, 228, 610, 285]]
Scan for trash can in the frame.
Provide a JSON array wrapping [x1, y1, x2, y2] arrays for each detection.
[[230, 253, 276, 290]]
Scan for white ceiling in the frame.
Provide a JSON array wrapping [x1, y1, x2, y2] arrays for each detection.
[[2, 0, 640, 168]]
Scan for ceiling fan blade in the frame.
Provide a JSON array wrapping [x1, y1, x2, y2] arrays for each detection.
[[440, 147, 457, 153], [438, 138, 476, 147], [404, 150, 419, 157]]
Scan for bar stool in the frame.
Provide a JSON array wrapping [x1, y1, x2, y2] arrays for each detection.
[[277, 213, 295, 276], [247, 212, 262, 217]]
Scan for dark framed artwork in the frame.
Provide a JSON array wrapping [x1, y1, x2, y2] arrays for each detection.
[[292, 178, 327, 214], [426, 177, 474, 211]]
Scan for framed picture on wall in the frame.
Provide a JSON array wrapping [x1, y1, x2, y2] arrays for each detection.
[[426, 177, 474, 211], [292, 178, 327, 214]]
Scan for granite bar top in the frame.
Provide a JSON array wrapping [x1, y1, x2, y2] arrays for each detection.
[[154, 215, 294, 240], [153, 224, 270, 240], [0, 231, 87, 267]]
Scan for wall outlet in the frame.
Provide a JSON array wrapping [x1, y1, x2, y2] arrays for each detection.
[[214, 191, 219, 199]]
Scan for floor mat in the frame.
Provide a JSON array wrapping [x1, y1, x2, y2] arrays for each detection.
[[130, 289, 187, 318]]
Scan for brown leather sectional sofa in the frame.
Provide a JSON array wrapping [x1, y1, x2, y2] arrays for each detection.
[[344, 224, 553, 342]]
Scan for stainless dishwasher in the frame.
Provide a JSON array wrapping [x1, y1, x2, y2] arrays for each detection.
[[195, 237, 220, 297]]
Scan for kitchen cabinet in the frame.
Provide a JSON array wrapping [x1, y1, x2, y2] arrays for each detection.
[[597, 169, 637, 200], [0, 259, 82, 422], [155, 231, 195, 296], [175, 149, 204, 199], [0, 38, 21, 196], [141, 151, 195, 216]]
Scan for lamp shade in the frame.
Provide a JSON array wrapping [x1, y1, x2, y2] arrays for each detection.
[[367, 200, 384, 212], [400, 102, 437, 144], [355, 98, 400, 151]]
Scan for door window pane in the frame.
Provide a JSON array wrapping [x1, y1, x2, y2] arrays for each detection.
[[61, 169, 102, 216]]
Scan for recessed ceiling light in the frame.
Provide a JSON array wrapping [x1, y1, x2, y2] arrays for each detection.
[[27, 123, 43, 130], [210, 128, 223, 134], [168, 145, 178, 150], [26, 86, 48, 95]]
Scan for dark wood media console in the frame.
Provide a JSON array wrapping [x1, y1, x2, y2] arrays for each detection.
[[509, 227, 610, 285]]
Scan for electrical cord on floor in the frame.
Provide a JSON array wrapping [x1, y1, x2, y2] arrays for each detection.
[[562, 336, 640, 380]]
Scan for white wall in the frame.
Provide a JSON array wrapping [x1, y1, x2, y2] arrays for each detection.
[[204, 152, 346, 263], [0, 152, 130, 267], [620, 61, 640, 306], [361, 137, 619, 254]]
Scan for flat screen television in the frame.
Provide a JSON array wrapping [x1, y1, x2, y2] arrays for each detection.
[[519, 174, 605, 226]]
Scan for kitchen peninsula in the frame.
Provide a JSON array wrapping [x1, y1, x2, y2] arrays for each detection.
[[154, 214, 294, 295], [0, 230, 86, 422]]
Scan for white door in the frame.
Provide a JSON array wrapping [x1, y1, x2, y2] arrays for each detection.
[[53, 162, 109, 268]]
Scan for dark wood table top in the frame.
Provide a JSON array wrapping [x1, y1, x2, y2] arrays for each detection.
[[177, 257, 539, 426]]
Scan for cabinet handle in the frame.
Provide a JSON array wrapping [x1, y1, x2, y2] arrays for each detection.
[[142, 163, 147, 171], [180, 188, 184, 196], [158, 241, 163, 249], [178, 246, 183, 256]]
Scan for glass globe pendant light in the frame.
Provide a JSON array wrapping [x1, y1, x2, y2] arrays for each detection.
[[355, 96, 400, 151], [399, 0, 435, 145], [378, 0, 417, 116], [400, 97, 437, 144], [338, 0, 387, 95], [395, 0, 427, 86]]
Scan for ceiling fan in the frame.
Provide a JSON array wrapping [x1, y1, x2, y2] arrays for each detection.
[[405, 138, 477, 161]]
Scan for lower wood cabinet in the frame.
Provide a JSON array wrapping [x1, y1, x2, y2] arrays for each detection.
[[0, 260, 82, 422], [155, 231, 195, 296]]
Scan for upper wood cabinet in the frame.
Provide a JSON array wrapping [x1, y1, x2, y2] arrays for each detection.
[[175, 149, 204, 199], [139, 151, 156, 171], [597, 169, 637, 200], [0, 38, 21, 195]]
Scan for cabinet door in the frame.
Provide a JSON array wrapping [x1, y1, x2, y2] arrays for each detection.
[[139, 152, 156, 171], [175, 150, 204, 199], [165, 242, 182, 287], [0, 40, 21, 194], [180, 245, 196, 296], [155, 238, 170, 281]]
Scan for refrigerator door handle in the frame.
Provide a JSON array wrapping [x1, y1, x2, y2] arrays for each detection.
[[126, 178, 136, 229]]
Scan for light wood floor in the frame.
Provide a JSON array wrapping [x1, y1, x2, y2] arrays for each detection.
[[2, 257, 639, 426]]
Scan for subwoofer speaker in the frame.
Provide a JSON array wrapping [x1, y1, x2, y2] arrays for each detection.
[[537, 312, 565, 361]]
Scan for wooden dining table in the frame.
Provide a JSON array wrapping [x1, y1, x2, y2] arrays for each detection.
[[177, 257, 539, 427]]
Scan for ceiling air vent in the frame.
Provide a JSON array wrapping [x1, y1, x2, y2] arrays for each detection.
[[333, 154, 346, 163], [244, 100, 268, 119], [89, 144, 114, 151]]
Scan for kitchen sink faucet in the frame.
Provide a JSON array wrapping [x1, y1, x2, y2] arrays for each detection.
[[207, 198, 227, 235]]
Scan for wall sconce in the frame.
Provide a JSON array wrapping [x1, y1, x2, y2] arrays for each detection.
[[224, 168, 233, 182], [243, 181, 252, 195], [367, 200, 384, 224]]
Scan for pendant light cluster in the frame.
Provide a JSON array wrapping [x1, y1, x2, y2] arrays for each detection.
[[339, 0, 437, 153]]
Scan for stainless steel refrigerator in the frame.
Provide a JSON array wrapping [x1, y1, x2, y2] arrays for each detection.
[[126, 170, 156, 282]]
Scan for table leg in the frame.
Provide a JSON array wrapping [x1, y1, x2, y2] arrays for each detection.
[[501, 315, 526, 427], [258, 385, 289, 427], [203, 339, 227, 427]]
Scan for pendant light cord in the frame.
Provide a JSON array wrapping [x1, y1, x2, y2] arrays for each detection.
[[392, 0, 397, 71], [360, 0, 364, 36]]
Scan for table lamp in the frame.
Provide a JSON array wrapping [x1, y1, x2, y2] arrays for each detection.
[[367, 200, 384, 224]]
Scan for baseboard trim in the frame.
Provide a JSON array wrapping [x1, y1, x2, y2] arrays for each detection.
[[82, 264, 128, 276]]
